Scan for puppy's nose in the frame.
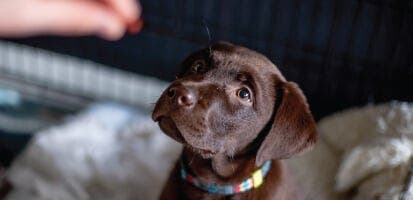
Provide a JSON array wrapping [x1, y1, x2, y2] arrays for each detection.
[[167, 86, 196, 107]]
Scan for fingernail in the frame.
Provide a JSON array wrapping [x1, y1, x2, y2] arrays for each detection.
[[127, 19, 143, 34]]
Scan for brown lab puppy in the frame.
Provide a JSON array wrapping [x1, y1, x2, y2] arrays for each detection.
[[152, 42, 317, 200]]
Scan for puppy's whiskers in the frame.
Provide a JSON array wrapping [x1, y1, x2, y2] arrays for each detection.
[[202, 19, 213, 57]]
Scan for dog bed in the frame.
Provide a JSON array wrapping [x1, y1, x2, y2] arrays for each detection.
[[5, 103, 182, 200], [4, 102, 413, 199], [287, 101, 413, 199]]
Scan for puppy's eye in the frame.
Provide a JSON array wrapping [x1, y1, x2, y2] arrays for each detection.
[[237, 88, 251, 101], [191, 59, 206, 73]]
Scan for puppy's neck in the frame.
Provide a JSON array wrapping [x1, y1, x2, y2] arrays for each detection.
[[182, 147, 258, 183], [211, 153, 240, 177]]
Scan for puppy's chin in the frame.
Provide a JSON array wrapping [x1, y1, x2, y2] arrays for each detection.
[[187, 145, 218, 159]]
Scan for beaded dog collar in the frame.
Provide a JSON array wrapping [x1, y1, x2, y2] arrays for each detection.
[[180, 159, 272, 195]]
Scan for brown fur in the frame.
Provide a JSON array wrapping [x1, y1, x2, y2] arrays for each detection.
[[152, 42, 317, 200]]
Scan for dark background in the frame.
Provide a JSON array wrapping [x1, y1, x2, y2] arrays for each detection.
[[7, 0, 413, 120]]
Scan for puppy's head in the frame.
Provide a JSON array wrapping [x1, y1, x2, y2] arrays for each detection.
[[152, 42, 317, 166]]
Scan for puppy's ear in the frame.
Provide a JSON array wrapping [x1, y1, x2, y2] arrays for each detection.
[[256, 81, 317, 166]]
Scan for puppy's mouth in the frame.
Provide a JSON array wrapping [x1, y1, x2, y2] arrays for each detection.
[[153, 115, 163, 122], [155, 114, 218, 158], [155, 116, 186, 143]]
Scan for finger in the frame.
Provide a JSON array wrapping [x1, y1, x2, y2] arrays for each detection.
[[21, 1, 128, 40], [100, 0, 141, 23]]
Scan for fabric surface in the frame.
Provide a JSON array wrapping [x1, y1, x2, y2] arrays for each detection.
[[288, 101, 413, 199], [5, 103, 182, 200]]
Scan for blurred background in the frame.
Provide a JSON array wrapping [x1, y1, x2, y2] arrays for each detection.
[[0, 0, 412, 198]]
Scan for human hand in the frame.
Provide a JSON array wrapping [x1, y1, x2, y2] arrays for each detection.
[[0, 0, 142, 40]]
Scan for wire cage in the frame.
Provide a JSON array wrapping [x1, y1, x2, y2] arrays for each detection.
[[0, 40, 167, 112], [9, 0, 413, 120], [0, 40, 167, 167]]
